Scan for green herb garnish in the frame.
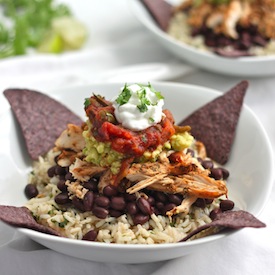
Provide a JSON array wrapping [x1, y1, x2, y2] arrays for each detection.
[[116, 83, 132, 106], [137, 88, 151, 113], [51, 217, 69, 228], [116, 83, 164, 114], [58, 218, 69, 228], [147, 83, 164, 101], [84, 98, 91, 108]]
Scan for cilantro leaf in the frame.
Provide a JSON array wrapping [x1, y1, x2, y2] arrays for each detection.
[[84, 98, 91, 108], [137, 88, 151, 113], [155, 91, 164, 100], [116, 84, 132, 106]]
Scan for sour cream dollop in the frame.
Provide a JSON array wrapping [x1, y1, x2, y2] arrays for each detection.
[[112, 83, 164, 131]]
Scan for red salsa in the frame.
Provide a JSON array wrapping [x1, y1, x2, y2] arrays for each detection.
[[85, 95, 175, 157]]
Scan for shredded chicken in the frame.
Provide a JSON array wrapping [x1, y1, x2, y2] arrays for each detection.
[[126, 173, 167, 194], [66, 180, 88, 199], [166, 196, 197, 216], [126, 155, 227, 216], [127, 172, 226, 198], [223, 0, 243, 38], [55, 124, 85, 152], [56, 150, 83, 167], [54, 124, 86, 167], [195, 141, 207, 159], [98, 169, 115, 193], [70, 158, 106, 182]]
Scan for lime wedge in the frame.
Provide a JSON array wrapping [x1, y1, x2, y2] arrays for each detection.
[[37, 31, 63, 53], [52, 16, 87, 50]]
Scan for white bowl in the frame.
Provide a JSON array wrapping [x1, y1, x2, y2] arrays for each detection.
[[0, 82, 273, 263], [130, 0, 275, 77]]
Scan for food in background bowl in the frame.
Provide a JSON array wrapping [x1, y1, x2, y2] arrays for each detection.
[[132, 0, 275, 76], [0, 82, 266, 246], [168, 0, 275, 57], [140, 0, 275, 58]]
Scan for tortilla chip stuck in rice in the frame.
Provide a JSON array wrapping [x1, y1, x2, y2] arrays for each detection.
[[179, 81, 248, 165], [0, 205, 61, 236], [180, 210, 266, 242], [4, 88, 83, 160], [140, 0, 172, 31]]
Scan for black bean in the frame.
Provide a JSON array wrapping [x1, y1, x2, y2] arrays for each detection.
[[93, 206, 109, 219], [82, 230, 97, 241], [194, 198, 206, 208], [110, 196, 126, 211], [156, 201, 164, 210], [154, 192, 167, 203], [83, 191, 94, 211], [205, 36, 217, 47], [147, 196, 155, 206], [168, 194, 182, 205], [201, 160, 214, 170], [126, 202, 139, 215], [103, 185, 118, 197], [55, 165, 67, 176], [72, 196, 85, 212], [220, 168, 230, 180], [137, 197, 153, 215], [55, 193, 70, 205], [205, 198, 214, 204], [95, 196, 110, 208], [209, 208, 222, 220], [132, 214, 150, 225], [124, 193, 136, 202], [47, 166, 57, 178], [210, 168, 223, 180], [218, 36, 231, 47], [162, 203, 176, 214], [220, 199, 235, 211], [253, 35, 267, 46], [151, 206, 161, 216], [83, 179, 98, 191], [57, 179, 67, 191], [109, 209, 123, 218], [24, 184, 38, 199], [65, 172, 74, 181]]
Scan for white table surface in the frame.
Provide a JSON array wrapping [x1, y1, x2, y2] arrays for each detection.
[[0, 1, 275, 274]]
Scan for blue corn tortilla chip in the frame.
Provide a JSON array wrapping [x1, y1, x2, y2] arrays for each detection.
[[4, 88, 83, 160], [140, 0, 172, 31], [180, 210, 266, 242], [0, 205, 61, 236], [214, 48, 252, 58], [178, 81, 248, 164]]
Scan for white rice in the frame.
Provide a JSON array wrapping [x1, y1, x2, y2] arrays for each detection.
[[26, 150, 219, 244]]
